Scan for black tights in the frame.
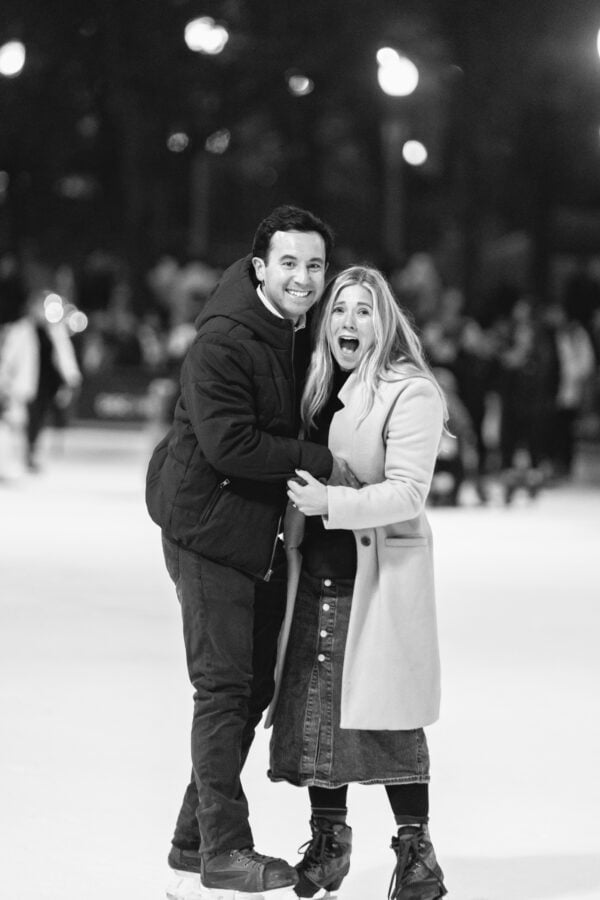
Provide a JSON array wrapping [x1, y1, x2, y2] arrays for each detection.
[[308, 783, 429, 821]]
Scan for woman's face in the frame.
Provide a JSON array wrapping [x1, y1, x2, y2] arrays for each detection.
[[327, 284, 376, 371]]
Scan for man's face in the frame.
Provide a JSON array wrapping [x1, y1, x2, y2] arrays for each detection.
[[252, 230, 327, 322]]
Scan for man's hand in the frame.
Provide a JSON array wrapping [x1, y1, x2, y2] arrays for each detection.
[[328, 455, 361, 488]]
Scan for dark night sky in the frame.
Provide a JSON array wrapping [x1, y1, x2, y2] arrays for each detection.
[[2, 0, 600, 300]]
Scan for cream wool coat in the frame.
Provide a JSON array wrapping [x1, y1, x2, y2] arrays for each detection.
[[269, 364, 444, 732]]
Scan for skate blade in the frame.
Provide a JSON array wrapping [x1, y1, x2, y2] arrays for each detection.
[[166, 869, 298, 900], [166, 869, 202, 900], [198, 889, 298, 900]]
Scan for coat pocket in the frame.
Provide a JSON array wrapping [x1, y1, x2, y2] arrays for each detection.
[[199, 477, 231, 525], [384, 536, 428, 547]]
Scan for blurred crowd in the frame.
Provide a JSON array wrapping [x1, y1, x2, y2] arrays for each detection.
[[2, 248, 600, 504], [392, 255, 600, 505]]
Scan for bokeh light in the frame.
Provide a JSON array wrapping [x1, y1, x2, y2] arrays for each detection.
[[402, 140, 428, 166], [167, 132, 190, 153], [376, 47, 419, 97], [205, 129, 230, 154], [287, 74, 314, 97], [44, 293, 64, 323], [0, 41, 26, 77], [184, 18, 229, 55], [67, 310, 88, 333]]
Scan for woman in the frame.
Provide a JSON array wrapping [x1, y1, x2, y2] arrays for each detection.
[[268, 266, 448, 899]]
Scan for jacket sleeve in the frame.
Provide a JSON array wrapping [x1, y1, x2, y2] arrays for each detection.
[[181, 333, 333, 482], [324, 377, 443, 529]]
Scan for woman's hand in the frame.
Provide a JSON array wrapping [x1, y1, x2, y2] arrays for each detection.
[[287, 469, 329, 516]]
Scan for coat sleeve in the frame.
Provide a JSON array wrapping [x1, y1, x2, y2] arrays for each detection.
[[181, 333, 333, 482], [324, 377, 443, 529]]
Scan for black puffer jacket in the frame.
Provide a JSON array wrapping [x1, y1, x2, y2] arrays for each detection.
[[145, 255, 333, 579]]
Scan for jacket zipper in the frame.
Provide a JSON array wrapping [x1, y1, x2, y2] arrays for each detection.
[[263, 321, 297, 582], [290, 324, 298, 419], [200, 477, 231, 525], [263, 514, 282, 582]]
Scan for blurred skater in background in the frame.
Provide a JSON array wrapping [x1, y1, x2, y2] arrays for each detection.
[[495, 296, 559, 503], [23, 292, 82, 472], [545, 301, 596, 480], [430, 366, 478, 507], [0, 263, 38, 482]]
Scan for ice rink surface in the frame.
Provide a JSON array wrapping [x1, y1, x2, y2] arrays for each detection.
[[2, 425, 599, 900]]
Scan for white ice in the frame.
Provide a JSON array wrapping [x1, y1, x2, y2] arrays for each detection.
[[1, 426, 599, 900]]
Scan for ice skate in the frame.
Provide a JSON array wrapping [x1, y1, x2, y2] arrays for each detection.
[[201, 847, 298, 895], [388, 824, 446, 900], [295, 816, 352, 897]]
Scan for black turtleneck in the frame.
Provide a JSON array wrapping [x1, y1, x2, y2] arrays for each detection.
[[301, 363, 357, 579]]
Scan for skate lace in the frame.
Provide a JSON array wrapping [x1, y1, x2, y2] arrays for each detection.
[[232, 848, 279, 869], [297, 822, 339, 865], [388, 833, 416, 900], [388, 833, 444, 900]]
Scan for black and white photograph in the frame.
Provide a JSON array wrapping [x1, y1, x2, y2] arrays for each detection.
[[1, 3, 599, 899]]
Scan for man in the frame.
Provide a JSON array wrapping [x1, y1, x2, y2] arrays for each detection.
[[146, 206, 352, 897]]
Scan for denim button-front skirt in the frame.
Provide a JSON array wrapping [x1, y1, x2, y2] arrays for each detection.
[[268, 571, 430, 787]]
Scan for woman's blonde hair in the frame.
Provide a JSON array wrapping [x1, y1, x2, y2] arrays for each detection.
[[301, 265, 448, 429]]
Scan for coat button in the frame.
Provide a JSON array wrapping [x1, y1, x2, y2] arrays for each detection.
[[323, 578, 332, 587], [320, 630, 327, 638], [360, 536, 371, 546], [317, 654, 326, 662], [322, 603, 330, 611]]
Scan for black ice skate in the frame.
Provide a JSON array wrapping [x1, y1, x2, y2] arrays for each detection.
[[295, 816, 352, 897], [201, 846, 298, 894], [388, 824, 447, 900]]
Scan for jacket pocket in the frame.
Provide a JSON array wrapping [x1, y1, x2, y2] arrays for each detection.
[[384, 536, 428, 547], [200, 477, 231, 525]]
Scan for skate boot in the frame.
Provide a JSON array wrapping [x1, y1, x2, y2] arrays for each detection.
[[388, 824, 446, 900], [201, 847, 298, 895], [295, 816, 352, 897]]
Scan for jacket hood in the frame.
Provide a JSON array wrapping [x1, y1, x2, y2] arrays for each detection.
[[194, 254, 293, 346]]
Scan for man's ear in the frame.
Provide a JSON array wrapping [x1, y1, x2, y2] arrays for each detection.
[[252, 256, 265, 283]]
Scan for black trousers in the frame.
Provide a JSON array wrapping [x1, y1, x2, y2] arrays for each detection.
[[161, 534, 285, 858]]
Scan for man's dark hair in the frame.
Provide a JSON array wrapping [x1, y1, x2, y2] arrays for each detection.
[[252, 205, 334, 263]]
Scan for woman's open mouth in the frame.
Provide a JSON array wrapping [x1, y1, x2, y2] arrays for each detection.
[[339, 337, 359, 355]]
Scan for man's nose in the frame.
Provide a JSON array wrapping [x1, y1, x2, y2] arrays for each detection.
[[293, 264, 312, 284]]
